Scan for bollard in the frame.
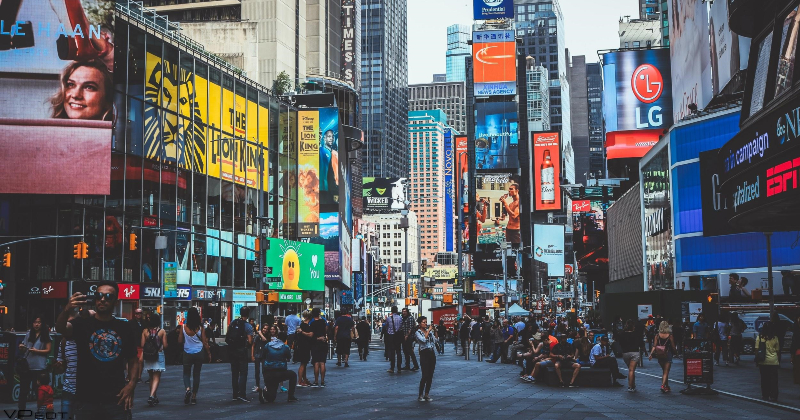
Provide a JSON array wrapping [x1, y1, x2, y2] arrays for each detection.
[[328, 340, 335, 360], [465, 342, 470, 360], [477, 341, 483, 361]]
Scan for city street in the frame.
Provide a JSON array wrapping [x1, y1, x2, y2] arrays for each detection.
[[72, 345, 800, 420]]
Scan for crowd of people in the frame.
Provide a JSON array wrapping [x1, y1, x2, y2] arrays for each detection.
[[12, 280, 379, 419]]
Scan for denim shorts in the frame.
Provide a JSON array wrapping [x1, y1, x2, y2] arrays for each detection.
[[623, 352, 641, 365], [538, 359, 555, 368]]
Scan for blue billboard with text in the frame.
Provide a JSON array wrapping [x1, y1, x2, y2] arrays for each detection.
[[473, 0, 514, 20]]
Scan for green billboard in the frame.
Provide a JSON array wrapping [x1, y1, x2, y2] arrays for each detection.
[[266, 238, 325, 291]]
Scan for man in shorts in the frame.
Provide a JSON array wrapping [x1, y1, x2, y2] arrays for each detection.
[[309, 308, 328, 387], [132, 309, 146, 382]]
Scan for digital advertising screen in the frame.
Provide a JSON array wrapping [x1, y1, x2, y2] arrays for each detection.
[[472, 30, 517, 96], [473, 0, 514, 20], [456, 135, 469, 250], [362, 177, 407, 213], [0, 0, 115, 194], [266, 238, 324, 291], [533, 224, 565, 277], [475, 101, 519, 170], [297, 110, 321, 237], [532, 132, 561, 211], [444, 129, 454, 252], [474, 173, 522, 247], [605, 129, 662, 160]]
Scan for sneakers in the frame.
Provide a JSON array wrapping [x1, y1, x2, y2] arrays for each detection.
[[568, 383, 579, 388], [298, 382, 310, 388], [184, 389, 192, 405], [410, 367, 419, 372], [418, 396, 426, 402], [310, 383, 320, 388], [237, 395, 251, 402], [147, 396, 155, 407], [345, 363, 350, 367], [190, 398, 197, 405], [336, 361, 342, 366], [252, 386, 259, 392], [320, 382, 326, 388], [279, 386, 288, 393], [627, 387, 636, 392], [521, 376, 534, 382], [424, 396, 433, 401], [386, 369, 395, 373]]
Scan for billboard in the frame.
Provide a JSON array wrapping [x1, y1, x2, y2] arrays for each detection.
[[341, 0, 360, 88], [475, 101, 519, 170], [472, 30, 517, 96], [532, 132, 561, 211], [474, 173, 521, 247], [298, 110, 321, 237], [602, 49, 673, 133], [605, 129, 662, 160], [0, 0, 114, 194], [533, 224, 565, 277], [362, 177, 406, 213], [670, 0, 712, 122], [318, 107, 340, 205], [266, 238, 324, 291], [473, 0, 514, 20], [709, 0, 751, 95], [444, 130, 455, 252], [456, 135, 469, 249], [473, 280, 518, 294]]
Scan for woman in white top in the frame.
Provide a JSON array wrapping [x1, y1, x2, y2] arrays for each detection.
[[17, 316, 52, 411], [141, 313, 167, 406], [178, 308, 211, 405], [415, 316, 438, 402]]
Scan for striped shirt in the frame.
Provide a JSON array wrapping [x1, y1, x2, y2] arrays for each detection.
[[57, 339, 78, 394]]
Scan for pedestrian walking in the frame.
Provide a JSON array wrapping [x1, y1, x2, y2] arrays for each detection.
[[458, 316, 471, 356], [285, 310, 301, 350], [648, 321, 676, 393], [470, 317, 482, 355], [356, 317, 372, 361], [415, 316, 437, 402], [756, 321, 781, 401], [253, 325, 269, 395], [381, 319, 389, 360], [16, 315, 52, 411], [132, 309, 146, 383], [259, 325, 300, 403], [385, 306, 403, 373], [713, 312, 730, 366], [436, 320, 448, 355], [141, 313, 167, 406], [729, 313, 745, 364], [178, 307, 210, 405], [334, 309, 355, 367], [693, 314, 709, 340], [55, 281, 139, 419], [481, 316, 493, 357], [617, 320, 641, 392], [309, 308, 328, 387], [590, 336, 626, 387], [295, 311, 314, 387], [56, 311, 80, 419], [226, 306, 254, 402], [401, 308, 420, 371]]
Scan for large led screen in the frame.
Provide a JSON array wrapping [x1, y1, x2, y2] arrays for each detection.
[[472, 30, 516, 96], [533, 224, 565, 277], [265, 239, 324, 291], [532, 132, 561, 211], [473, 0, 514, 20], [475, 102, 519, 170], [0, 0, 115, 194], [297, 110, 321, 237], [474, 173, 521, 247]]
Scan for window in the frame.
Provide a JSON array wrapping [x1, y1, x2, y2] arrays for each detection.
[[633, 41, 640, 48]]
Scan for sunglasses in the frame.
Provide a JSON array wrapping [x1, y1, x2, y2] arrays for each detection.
[[95, 292, 118, 301]]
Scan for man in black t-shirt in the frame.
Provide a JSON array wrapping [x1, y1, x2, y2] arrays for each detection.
[[56, 281, 138, 420], [355, 317, 372, 361], [552, 332, 581, 388], [131, 309, 146, 383], [334, 310, 355, 367], [309, 308, 328, 387]]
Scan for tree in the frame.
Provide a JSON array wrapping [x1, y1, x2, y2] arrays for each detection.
[[272, 71, 292, 95]]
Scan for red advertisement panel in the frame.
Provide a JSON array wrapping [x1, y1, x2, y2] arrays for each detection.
[[572, 200, 591, 212], [605, 129, 662, 160], [119, 283, 141, 300], [41, 282, 69, 299], [472, 41, 517, 84], [532, 132, 561, 211]]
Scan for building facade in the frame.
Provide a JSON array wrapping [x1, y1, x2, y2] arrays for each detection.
[[446, 24, 471, 83], [618, 17, 662, 49], [570, 55, 590, 186], [408, 81, 467, 134], [408, 110, 449, 264], [360, 0, 409, 178], [587, 62, 605, 179], [638, 0, 669, 46], [1, 1, 310, 330], [526, 57, 551, 132], [362, 212, 420, 286]]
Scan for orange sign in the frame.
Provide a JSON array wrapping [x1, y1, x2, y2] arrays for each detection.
[[605, 129, 662, 160], [443, 293, 453, 304], [473, 41, 517, 84]]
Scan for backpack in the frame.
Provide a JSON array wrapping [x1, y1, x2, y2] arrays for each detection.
[[226, 319, 248, 349], [143, 328, 160, 362]]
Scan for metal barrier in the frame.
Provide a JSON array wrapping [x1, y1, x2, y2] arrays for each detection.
[[328, 340, 335, 360], [477, 341, 483, 361]]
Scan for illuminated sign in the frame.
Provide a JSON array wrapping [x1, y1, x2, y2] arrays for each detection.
[[602, 49, 673, 132], [532, 132, 562, 211], [119, 284, 140, 300], [572, 200, 591, 212], [341, 0, 358, 87], [472, 30, 516, 96], [473, 0, 514, 20]]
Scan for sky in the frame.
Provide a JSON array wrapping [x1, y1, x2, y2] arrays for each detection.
[[407, 0, 640, 84]]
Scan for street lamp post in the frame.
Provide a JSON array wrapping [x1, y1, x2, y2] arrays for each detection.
[[455, 151, 467, 319], [401, 208, 410, 306], [500, 241, 510, 319]]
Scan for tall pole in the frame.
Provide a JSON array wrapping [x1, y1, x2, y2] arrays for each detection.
[[765, 232, 775, 319], [501, 243, 509, 319], [456, 152, 464, 318], [404, 225, 409, 304]]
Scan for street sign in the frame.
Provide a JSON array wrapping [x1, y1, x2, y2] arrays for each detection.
[[581, 302, 593, 307], [252, 266, 273, 274], [463, 271, 476, 277], [409, 274, 420, 279], [253, 273, 262, 278], [553, 292, 573, 299]]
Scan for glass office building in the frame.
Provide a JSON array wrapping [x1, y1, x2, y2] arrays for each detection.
[[446, 24, 470, 83]]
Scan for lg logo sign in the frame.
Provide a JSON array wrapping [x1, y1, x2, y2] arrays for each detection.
[[631, 64, 664, 128]]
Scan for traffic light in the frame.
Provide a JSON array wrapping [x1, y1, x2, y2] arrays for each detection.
[[80, 242, 88, 259], [256, 291, 266, 303], [254, 238, 260, 252], [2, 251, 9, 267], [595, 290, 600, 299], [707, 293, 719, 304], [129, 233, 138, 251], [0, 306, 7, 314], [396, 285, 400, 294], [73, 243, 81, 259], [412, 284, 417, 298]]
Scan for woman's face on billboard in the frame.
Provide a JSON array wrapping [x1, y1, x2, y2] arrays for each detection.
[[64, 66, 108, 120]]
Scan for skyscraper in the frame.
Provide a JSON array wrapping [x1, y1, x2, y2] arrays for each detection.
[[570, 55, 590, 186], [361, 0, 409, 178], [526, 57, 550, 132], [638, 0, 669, 46], [408, 81, 467, 134], [587, 62, 605, 179], [514, 0, 573, 183], [446, 24, 471, 83]]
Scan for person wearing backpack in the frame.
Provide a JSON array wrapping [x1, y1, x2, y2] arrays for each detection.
[[226, 306, 254, 402], [178, 308, 211, 405], [141, 313, 167, 406], [713, 312, 730, 367]]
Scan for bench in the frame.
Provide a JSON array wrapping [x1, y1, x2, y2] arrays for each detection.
[[535, 365, 614, 387]]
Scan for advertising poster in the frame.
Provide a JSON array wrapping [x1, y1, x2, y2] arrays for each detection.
[[444, 129, 454, 252], [642, 146, 674, 291], [325, 250, 340, 281], [669, 0, 712, 122], [266, 238, 324, 291], [456, 135, 469, 249], [318, 107, 339, 204], [362, 178, 406, 213], [472, 30, 517, 96], [709, 0, 750, 95], [341, 221, 352, 288], [0, 0, 114, 194], [601, 49, 673, 133], [532, 132, 561, 211], [533, 224, 565, 277], [604, 130, 663, 160], [297, 110, 320, 237], [473, 0, 514, 20], [474, 173, 521, 247], [475, 102, 519, 170], [473, 280, 518, 293], [163, 261, 178, 298]]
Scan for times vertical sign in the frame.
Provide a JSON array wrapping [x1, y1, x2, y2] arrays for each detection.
[[341, 0, 359, 88]]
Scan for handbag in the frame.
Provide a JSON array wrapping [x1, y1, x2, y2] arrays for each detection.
[[652, 335, 669, 359], [755, 338, 767, 364], [350, 329, 357, 340]]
